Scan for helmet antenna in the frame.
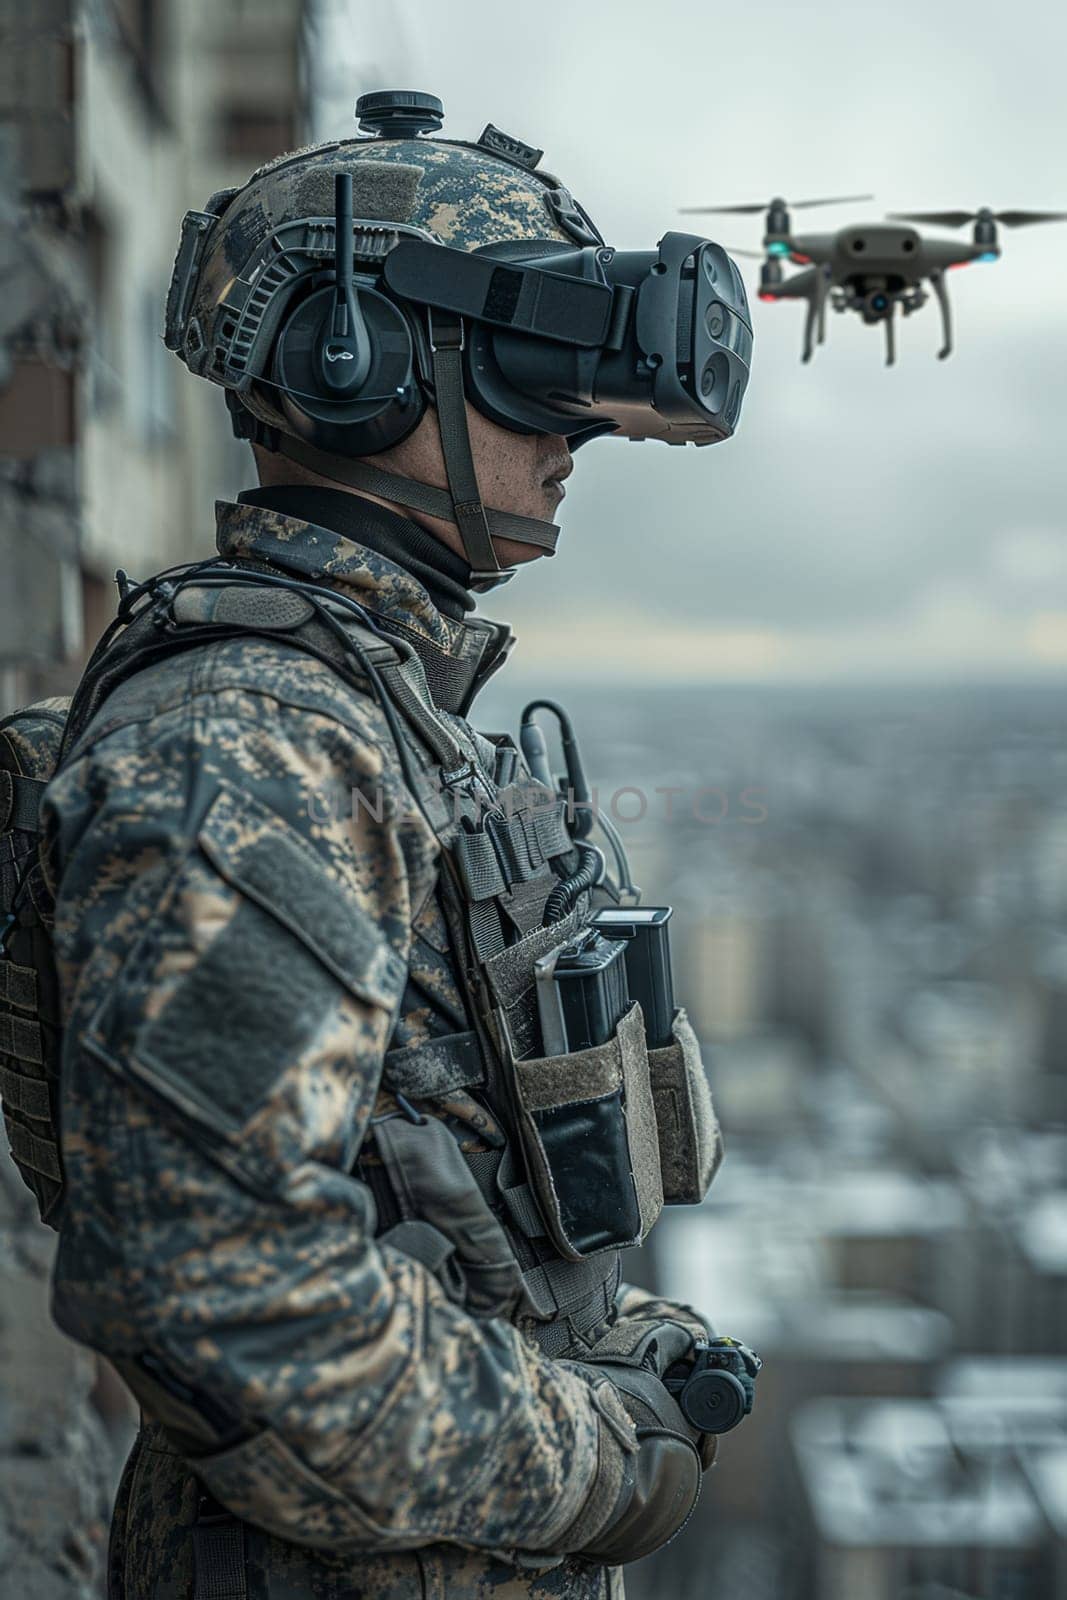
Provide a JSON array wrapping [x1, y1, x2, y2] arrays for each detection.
[[316, 172, 372, 395]]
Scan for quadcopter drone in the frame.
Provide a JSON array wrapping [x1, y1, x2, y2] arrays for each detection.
[[680, 196, 1067, 364]]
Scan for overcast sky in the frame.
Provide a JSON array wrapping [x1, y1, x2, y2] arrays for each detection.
[[306, 0, 1067, 683]]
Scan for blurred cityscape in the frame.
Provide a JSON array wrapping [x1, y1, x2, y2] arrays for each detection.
[[481, 676, 1067, 1600], [2, 4, 1066, 1599]]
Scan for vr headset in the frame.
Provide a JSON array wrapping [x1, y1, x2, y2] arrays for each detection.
[[384, 228, 753, 448]]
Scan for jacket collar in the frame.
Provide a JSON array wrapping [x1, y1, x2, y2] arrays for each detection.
[[214, 499, 513, 716]]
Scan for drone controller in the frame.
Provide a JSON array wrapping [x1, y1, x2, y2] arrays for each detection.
[[664, 1336, 762, 1435]]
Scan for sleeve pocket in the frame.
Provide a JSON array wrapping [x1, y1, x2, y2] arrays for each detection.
[[84, 783, 404, 1144]]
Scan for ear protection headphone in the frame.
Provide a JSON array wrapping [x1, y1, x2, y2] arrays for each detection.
[[270, 173, 427, 458], [251, 168, 564, 591]]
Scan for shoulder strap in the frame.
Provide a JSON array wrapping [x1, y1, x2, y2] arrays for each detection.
[[58, 568, 479, 854], [0, 772, 48, 833]]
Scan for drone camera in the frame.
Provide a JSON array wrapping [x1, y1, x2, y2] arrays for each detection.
[[863, 289, 892, 322]]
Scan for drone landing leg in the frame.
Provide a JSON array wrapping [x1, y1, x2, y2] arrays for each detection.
[[930, 271, 953, 360], [802, 294, 818, 363], [802, 269, 830, 362], [884, 304, 896, 367]]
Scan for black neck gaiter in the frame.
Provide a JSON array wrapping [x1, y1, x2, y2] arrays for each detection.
[[235, 485, 476, 622]]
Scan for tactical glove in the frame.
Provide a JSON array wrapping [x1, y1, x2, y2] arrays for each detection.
[[565, 1362, 702, 1567], [551, 1315, 711, 1567]]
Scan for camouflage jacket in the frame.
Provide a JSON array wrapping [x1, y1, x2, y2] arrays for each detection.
[[43, 498, 701, 1600]]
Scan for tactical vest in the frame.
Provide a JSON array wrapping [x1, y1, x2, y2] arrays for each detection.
[[0, 562, 722, 1359]]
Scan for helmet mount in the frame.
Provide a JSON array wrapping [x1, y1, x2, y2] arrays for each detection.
[[356, 89, 445, 141]]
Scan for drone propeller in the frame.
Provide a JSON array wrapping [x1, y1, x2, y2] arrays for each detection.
[[995, 210, 1067, 228], [681, 193, 873, 215], [888, 208, 1067, 229], [724, 247, 766, 259]]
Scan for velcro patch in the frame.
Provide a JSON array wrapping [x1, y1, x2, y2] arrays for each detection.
[[86, 789, 405, 1139], [198, 786, 404, 1011], [136, 895, 348, 1132]]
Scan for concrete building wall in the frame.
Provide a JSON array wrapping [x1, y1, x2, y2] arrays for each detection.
[[0, 5, 306, 1592], [0, 0, 307, 718]]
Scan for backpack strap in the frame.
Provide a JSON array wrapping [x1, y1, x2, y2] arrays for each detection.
[[0, 772, 49, 833], [1, 702, 73, 1226], [164, 564, 479, 779], [0, 961, 36, 1010], [61, 568, 479, 839]]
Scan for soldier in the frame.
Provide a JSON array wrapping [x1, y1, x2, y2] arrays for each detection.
[[34, 92, 755, 1598]]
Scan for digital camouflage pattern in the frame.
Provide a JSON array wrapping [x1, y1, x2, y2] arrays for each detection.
[[178, 134, 588, 437], [109, 1419, 629, 1600], [42, 500, 709, 1600], [243, 135, 578, 249]]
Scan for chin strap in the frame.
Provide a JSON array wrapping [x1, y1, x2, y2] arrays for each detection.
[[278, 312, 559, 594]]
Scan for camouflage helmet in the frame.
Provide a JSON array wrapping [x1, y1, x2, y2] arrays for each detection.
[[165, 104, 602, 440]]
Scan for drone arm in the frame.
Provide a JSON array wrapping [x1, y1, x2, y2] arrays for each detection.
[[768, 265, 818, 299], [929, 270, 953, 360]]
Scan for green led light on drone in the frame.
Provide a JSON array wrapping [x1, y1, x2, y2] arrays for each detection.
[[766, 241, 791, 256]]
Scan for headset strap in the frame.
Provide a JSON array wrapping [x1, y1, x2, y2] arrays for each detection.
[[277, 310, 560, 592], [277, 440, 560, 582], [429, 315, 499, 583]]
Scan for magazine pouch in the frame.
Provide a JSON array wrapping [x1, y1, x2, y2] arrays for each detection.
[[509, 1001, 663, 1263]]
